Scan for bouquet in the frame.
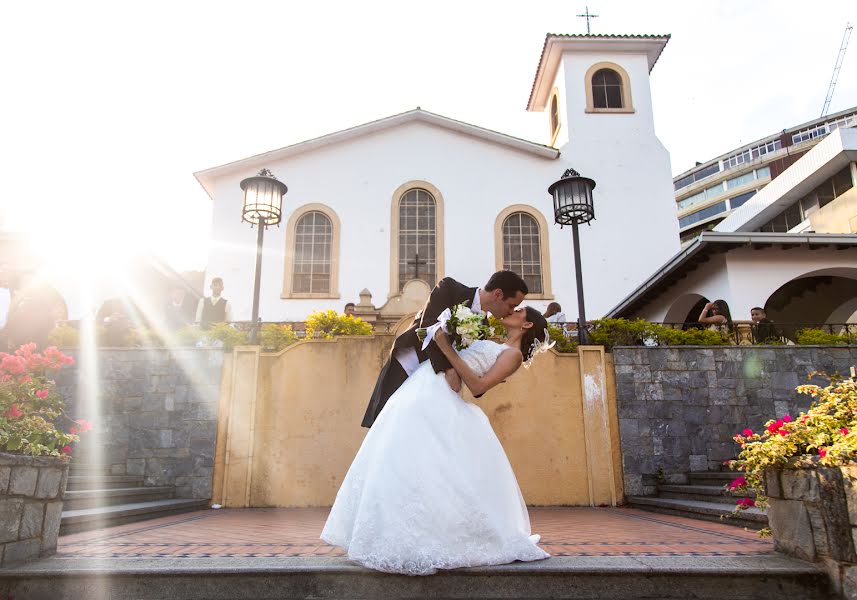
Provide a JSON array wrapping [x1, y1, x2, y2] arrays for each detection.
[[416, 302, 494, 351]]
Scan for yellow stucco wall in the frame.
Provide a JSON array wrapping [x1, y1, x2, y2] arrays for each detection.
[[212, 336, 623, 507]]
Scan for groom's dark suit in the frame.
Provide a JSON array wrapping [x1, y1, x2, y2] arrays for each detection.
[[361, 277, 483, 428]]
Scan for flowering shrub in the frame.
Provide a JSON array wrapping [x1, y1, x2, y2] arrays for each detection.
[[304, 310, 373, 339], [795, 328, 850, 345], [0, 344, 89, 457], [727, 375, 856, 514], [261, 324, 299, 351], [587, 318, 728, 350]]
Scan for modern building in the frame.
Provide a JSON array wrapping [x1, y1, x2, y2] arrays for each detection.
[[673, 106, 857, 244], [608, 126, 857, 328]]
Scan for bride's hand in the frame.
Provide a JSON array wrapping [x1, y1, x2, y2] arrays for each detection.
[[434, 329, 452, 351]]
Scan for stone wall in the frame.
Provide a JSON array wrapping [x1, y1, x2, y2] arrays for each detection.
[[53, 349, 224, 499], [0, 453, 68, 566], [614, 345, 857, 496]]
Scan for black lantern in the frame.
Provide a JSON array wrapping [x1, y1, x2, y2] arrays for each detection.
[[239, 169, 288, 344], [549, 168, 595, 226], [548, 168, 596, 344]]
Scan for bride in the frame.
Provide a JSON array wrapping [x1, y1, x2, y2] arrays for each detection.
[[321, 306, 552, 575]]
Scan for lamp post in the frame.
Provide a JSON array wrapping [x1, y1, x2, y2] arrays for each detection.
[[240, 168, 287, 344], [548, 168, 596, 345]]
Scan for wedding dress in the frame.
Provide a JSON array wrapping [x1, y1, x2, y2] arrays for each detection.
[[321, 340, 549, 575]]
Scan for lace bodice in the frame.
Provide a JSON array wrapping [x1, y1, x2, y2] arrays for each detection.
[[459, 340, 512, 377]]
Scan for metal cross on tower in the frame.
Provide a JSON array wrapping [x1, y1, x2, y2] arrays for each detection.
[[576, 6, 599, 34]]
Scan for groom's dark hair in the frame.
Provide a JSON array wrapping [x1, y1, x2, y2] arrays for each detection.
[[485, 270, 528, 298]]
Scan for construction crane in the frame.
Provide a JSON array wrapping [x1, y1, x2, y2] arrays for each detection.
[[821, 23, 852, 118]]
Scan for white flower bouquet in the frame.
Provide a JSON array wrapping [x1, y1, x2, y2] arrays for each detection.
[[416, 302, 494, 351]]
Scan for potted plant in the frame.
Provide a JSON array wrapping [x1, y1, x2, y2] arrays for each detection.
[[0, 343, 88, 566], [728, 375, 856, 597]]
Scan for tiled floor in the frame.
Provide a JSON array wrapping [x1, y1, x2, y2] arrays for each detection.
[[57, 507, 773, 559]]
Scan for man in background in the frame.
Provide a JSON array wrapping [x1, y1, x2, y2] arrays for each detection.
[[195, 277, 233, 330]]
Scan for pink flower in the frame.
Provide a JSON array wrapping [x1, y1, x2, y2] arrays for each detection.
[[736, 498, 755, 508], [777, 429, 789, 437], [69, 427, 78, 435], [75, 419, 92, 433], [0, 355, 26, 375], [61, 445, 72, 455], [18, 375, 32, 385], [819, 448, 827, 458], [841, 428, 850, 436], [767, 419, 784, 434], [728, 476, 746, 490], [35, 390, 49, 399], [742, 428, 753, 436], [782, 414, 792, 423], [4, 404, 22, 418]]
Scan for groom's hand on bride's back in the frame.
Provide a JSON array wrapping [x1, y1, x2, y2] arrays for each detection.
[[444, 369, 462, 393]]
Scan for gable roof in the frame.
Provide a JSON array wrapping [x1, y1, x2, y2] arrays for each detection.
[[606, 231, 857, 318], [528, 33, 670, 111], [193, 108, 560, 199]]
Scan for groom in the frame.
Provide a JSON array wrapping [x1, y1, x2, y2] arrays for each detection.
[[361, 270, 529, 428]]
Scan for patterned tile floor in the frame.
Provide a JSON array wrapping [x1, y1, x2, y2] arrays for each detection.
[[57, 507, 773, 559]]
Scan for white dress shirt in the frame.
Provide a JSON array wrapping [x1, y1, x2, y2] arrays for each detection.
[[395, 288, 482, 376]]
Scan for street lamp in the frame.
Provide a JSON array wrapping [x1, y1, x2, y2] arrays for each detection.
[[548, 167, 596, 345], [240, 168, 287, 344]]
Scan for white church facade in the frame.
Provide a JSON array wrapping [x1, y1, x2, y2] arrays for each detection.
[[194, 34, 680, 323]]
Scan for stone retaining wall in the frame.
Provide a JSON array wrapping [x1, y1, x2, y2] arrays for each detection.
[[53, 349, 224, 499], [0, 453, 68, 566], [613, 345, 857, 496]]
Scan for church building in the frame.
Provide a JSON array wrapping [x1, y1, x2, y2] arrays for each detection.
[[194, 34, 681, 325]]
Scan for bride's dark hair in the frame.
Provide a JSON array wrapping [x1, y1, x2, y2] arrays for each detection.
[[520, 307, 548, 362]]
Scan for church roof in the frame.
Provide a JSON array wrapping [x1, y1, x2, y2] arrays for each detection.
[[527, 33, 670, 111], [605, 231, 857, 318], [193, 109, 559, 199]]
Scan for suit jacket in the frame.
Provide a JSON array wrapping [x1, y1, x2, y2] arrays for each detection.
[[361, 277, 482, 427]]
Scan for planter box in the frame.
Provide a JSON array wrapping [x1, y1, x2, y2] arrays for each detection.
[[0, 452, 69, 567], [766, 465, 857, 599]]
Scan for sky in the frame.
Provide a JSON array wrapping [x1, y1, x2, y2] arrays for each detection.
[[1, 0, 855, 273]]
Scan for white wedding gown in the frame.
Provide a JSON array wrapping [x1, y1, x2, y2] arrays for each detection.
[[321, 340, 549, 575]]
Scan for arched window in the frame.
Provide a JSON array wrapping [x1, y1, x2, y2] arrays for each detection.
[[584, 62, 634, 113], [502, 212, 543, 295], [292, 211, 332, 294], [282, 203, 341, 298], [397, 188, 437, 291], [549, 90, 560, 143], [592, 69, 623, 109]]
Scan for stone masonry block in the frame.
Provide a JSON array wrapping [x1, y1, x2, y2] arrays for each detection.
[[689, 455, 708, 472], [40, 501, 62, 554], [8, 467, 38, 496], [842, 465, 857, 524], [781, 470, 820, 501], [2, 539, 40, 565], [0, 499, 23, 543], [0, 467, 10, 493], [34, 468, 63, 499], [770, 498, 816, 561], [19, 502, 44, 539], [765, 470, 783, 499]]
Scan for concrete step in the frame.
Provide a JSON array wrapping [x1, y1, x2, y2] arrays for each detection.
[[627, 496, 767, 529], [60, 499, 209, 535], [658, 484, 755, 504], [62, 487, 175, 510], [688, 471, 744, 486], [0, 555, 831, 600], [66, 475, 145, 491]]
